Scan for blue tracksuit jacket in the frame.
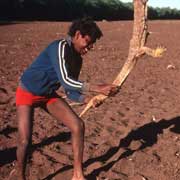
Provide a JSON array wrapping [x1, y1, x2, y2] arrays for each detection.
[[20, 37, 86, 102]]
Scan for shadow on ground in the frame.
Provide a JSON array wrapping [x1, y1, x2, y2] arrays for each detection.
[[0, 117, 179, 178], [0, 131, 71, 166], [42, 116, 180, 179]]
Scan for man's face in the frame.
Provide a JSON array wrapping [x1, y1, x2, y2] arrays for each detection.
[[73, 31, 94, 55]]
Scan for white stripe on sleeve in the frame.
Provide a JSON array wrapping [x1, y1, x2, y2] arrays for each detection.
[[58, 40, 83, 88]]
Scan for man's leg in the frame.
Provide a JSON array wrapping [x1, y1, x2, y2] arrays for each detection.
[[16, 105, 33, 180], [46, 98, 85, 180]]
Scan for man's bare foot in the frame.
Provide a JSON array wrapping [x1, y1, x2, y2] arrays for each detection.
[[72, 172, 86, 180], [72, 176, 86, 180]]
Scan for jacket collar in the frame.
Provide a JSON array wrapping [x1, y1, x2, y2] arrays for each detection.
[[66, 35, 72, 47]]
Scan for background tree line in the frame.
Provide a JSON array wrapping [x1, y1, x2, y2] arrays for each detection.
[[0, 0, 180, 21]]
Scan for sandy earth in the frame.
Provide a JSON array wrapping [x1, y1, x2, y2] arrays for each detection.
[[0, 20, 180, 180]]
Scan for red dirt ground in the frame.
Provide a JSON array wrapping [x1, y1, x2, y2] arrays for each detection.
[[0, 20, 180, 180]]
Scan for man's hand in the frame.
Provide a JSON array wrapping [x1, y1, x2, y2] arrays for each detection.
[[90, 84, 119, 96]]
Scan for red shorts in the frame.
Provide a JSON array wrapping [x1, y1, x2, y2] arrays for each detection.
[[16, 86, 58, 106]]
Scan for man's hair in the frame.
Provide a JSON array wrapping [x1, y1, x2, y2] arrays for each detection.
[[68, 17, 103, 43]]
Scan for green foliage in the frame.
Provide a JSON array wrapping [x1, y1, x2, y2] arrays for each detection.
[[1, 0, 180, 20], [148, 5, 180, 19]]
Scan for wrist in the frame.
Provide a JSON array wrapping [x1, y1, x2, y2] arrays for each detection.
[[82, 82, 91, 92]]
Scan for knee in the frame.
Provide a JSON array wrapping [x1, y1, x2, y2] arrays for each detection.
[[72, 118, 85, 135]]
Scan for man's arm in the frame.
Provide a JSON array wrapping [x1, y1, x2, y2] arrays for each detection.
[[49, 40, 118, 97], [50, 40, 88, 92]]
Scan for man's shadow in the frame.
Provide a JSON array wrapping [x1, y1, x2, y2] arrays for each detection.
[[0, 117, 179, 179], [43, 116, 180, 180], [84, 117, 180, 179]]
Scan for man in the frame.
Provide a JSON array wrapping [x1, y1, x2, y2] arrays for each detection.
[[13, 17, 117, 180]]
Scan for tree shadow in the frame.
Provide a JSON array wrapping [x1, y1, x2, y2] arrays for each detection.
[[42, 116, 180, 180], [0, 131, 71, 166], [0, 126, 17, 166], [41, 164, 73, 180], [0, 126, 17, 138], [0, 147, 17, 167], [85, 117, 180, 179]]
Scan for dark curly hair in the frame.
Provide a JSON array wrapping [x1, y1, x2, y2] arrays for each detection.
[[68, 17, 103, 43]]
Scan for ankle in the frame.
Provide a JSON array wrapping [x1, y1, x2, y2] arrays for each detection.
[[72, 175, 85, 180], [73, 170, 84, 178]]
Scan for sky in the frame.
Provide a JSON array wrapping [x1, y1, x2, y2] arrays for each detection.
[[120, 0, 180, 10]]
